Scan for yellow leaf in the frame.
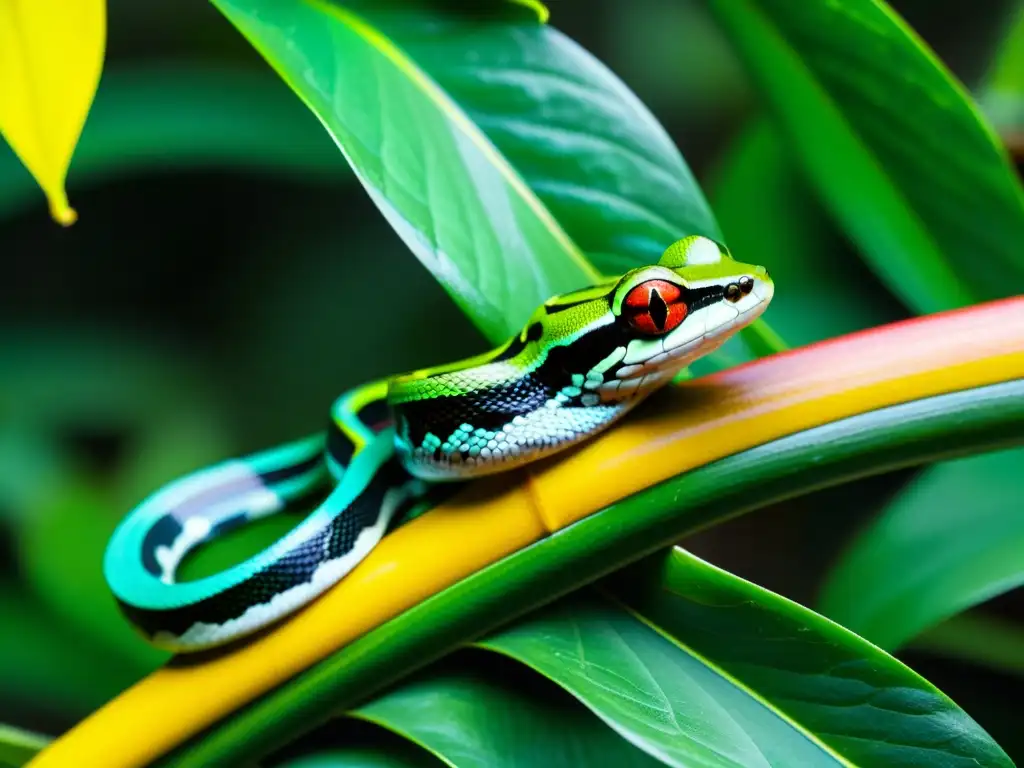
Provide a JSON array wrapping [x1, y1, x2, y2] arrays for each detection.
[[0, 0, 106, 225]]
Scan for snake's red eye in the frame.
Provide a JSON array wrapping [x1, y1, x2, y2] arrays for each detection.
[[623, 279, 688, 336]]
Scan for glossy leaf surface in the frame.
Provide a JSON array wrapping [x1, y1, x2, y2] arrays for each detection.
[[708, 117, 907, 346], [386, 9, 780, 352], [378, 11, 721, 275], [705, 0, 1024, 312], [480, 593, 845, 767], [210, 1, 784, 354], [352, 655, 662, 767], [213, 0, 599, 344], [819, 447, 1024, 651], [610, 549, 1013, 768]]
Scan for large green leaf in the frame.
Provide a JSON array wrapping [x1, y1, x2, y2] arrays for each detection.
[[610, 548, 1013, 768], [213, 0, 599, 344], [818, 446, 1024, 651], [351, 654, 662, 767], [374, 9, 721, 275], [213, 1, 783, 354], [479, 593, 845, 766], [0, 724, 48, 768], [382, 7, 781, 355], [707, 117, 907, 346], [704, 0, 1024, 312], [0, 63, 348, 221], [470, 550, 1013, 767], [161, 379, 1024, 767]]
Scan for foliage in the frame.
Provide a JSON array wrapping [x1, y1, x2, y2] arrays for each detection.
[[1, 1, 1022, 767], [0, 0, 105, 224]]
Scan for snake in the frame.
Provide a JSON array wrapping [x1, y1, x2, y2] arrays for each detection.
[[103, 235, 774, 652]]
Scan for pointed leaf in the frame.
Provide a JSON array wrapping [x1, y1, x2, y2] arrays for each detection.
[[818, 447, 1024, 651], [478, 593, 844, 767], [212, 0, 599, 343], [708, 117, 907, 346], [984, 5, 1024, 98], [0, 0, 105, 224], [0, 63, 350, 222], [376, 9, 720, 275], [705, 0, 1024, 312], [609, 548, 1013, 768]]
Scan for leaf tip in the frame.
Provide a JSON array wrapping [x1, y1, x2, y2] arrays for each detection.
[[510, 0, 550, 23], [48, 192, 77, 226]]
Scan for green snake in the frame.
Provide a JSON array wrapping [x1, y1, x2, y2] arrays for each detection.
[[103, 236, 774, 652]]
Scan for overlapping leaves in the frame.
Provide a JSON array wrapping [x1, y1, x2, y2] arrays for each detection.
[[8, 1, 1023, 767], [210, 0, 782, 356], [705, 0, 1024, 313]]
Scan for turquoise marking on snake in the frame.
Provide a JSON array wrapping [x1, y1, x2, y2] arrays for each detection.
[[103, 236, 774, 652]]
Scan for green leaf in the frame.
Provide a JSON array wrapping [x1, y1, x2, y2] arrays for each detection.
[[978, 6, 1024, 133], [161, 379, 1024, 767], [0, 62, 349, 221], [479, 592, 847, 766], [343, 4, 785, 355], [984, 5, 1024, 97], [609, 548, 1013, 768], [708, 117, 908, 346], [352, 654, 662, 767], [0, 724, 49, 768], [818, 447, 1024, 651], [705, 0, 1024, 312], [213, 0, 785, 357], [212, 0, 599, 344], [378, 9, 721, 275]]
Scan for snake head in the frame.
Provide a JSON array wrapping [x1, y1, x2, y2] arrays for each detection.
[[597, 235, 774, 399]]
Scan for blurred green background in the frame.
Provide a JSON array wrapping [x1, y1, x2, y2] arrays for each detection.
[[1, 0, 1021, 757]]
